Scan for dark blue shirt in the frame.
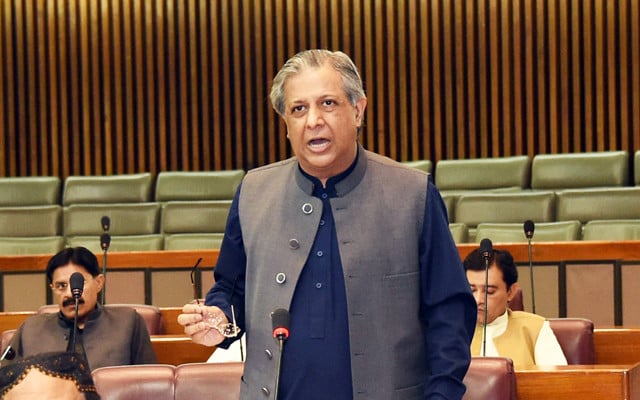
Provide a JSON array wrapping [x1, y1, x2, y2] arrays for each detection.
[[206, 160, 475, 399]]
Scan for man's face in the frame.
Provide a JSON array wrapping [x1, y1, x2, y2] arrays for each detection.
[[281, 63, 367, 185], [466, 264, 518, 324], [50, 263, 104, 324]]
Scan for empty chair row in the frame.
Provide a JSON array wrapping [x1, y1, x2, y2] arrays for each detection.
[[432, 150, 638, 196], [0, 201, 232, 254], [444, 186, 640, 225], [0, 170, 245, 207], [449, 220, 640, 244]]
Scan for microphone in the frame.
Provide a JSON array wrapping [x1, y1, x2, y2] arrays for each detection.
[[523, 220, 536, 314], [479, 238, 493, 357], [271, 308, 290, 399], [99, 218, 111, 304], [68, 272, 85, 353], [101, 215, 111, 232]]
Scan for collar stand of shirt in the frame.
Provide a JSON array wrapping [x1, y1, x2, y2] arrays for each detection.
[[299, 152, 359, 198]]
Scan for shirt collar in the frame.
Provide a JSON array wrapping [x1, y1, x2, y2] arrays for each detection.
[[295, 144, 367, 198]]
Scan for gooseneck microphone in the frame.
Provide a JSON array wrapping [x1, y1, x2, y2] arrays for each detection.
[[68, 272, 85, 353], [479, 238, 493, 357], [100, 216, 111, 304], [271, 308, 290, 400], [523, 220, 536, 314]]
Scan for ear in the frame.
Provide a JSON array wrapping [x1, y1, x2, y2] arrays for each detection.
[[95, 274, 106, 292], [355, 97, 367, 126], [507, 282, 520, 303]]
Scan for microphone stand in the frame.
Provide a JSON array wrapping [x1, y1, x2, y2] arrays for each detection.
[[482, 254, 489, 356], [69, 297, 80, 352], [100, 233, 110, 305], [527, 237, 536, 314], [274, 336, 285, 399]]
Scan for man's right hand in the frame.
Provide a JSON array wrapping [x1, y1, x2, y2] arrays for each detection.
[[177, 303, 227, 346]]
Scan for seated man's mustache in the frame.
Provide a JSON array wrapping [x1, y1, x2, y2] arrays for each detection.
[[62, 298, 85, 307]]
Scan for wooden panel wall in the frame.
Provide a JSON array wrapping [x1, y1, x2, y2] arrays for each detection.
[[0, 0, 638, 179]]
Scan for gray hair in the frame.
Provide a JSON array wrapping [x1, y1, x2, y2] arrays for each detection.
[[269, 49, 366, 116]]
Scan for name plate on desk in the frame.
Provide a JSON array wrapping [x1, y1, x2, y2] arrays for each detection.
[[515, 363, 640, 400]]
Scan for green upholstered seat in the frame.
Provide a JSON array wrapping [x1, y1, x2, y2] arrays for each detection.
[[63, 203, 161, 237], [531, 151, 629, 190], [401, 160, 433, 174], [161, 201, 232, 234], [455, 191, 556, 227], [455, 191, 556, 242], [164, 233, 226, 250], [0, 177, 61, 206], [155, 170, 245, 202], [555, 187, 640, 223], [62, 173, 153, 206], [475, 221, 582, 243], [0, 237, 65, 255], [65, 234, 164, 253], [435, 155, 531, 192], [581, 220, 640, 241], [448, 223, 469, 244], [0, 206, 62, 237]]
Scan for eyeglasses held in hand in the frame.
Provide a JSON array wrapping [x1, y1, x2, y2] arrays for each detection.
[[189, 257, 241, 338]]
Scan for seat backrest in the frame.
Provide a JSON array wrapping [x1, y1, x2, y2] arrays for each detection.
[[0, 206, 62, 237], [174, 362, 244, 400], [556, 187, 640, 223], [63, 173, 153, 206], [462, 357, 517, 400], [0, 177, 61, 206], [401, 159, 433, 174], [163, 233, 225, 251], [547, 317, 595, 364], [582, 219, 640, 241], [104, 304, 164, 335], [455, 191, 556, 228], [435, 156, 530, 191], [92, 364, 175, 400], [161, 201, 232, 234], [66, 234, 164, 253], [1, 329, 16, 355], [475, 221, 582, 243], [155, 170, 244, 202], [63, 203, 160, 236], [0, 237, 65, 256], [531, 151, 629, 189], [37, 304, 164, 335], [508, 286, 525, 312], [448, 223, 468, 244]]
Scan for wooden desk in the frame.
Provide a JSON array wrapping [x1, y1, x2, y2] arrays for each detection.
[[595, 328, 640, 364], [151, 335, 214, 365], [516, 363, 640, 400]]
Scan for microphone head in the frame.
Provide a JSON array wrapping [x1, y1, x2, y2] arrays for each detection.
[[479, 238, 493, 260], [101, 216, 111, 231], [69, 272, 85, 299], [524, 220, 535, 239], [100, 233, 111, 251], [271, 308, 290, 340]]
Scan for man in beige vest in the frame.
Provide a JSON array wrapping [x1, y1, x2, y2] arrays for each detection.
[[464, 247, 567, 369]]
